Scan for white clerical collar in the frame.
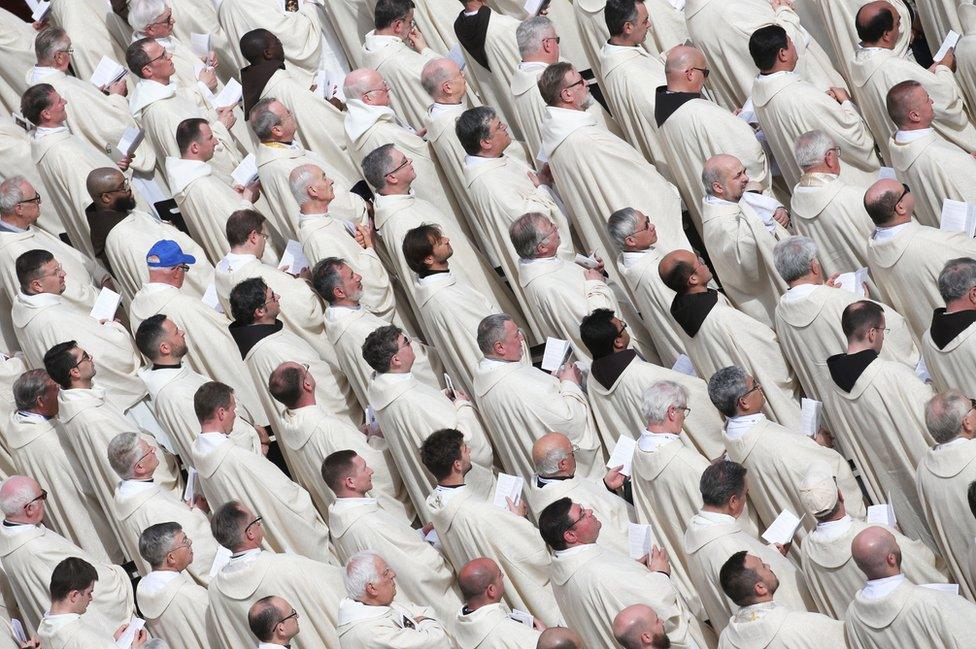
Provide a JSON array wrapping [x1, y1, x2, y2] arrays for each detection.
[[429, 102, 462, 116], [621, 249, 652, 268], [19, 291, 61, 307], [434, 483, 467, 506], [464, 154, 495, 167], [217, 251, 257, 273], [417, 271, 453, 286], [464, 8, 479, 15], [759, 70, 793, 79], [28, 66, 60, 84], [337, 597, 390, 624], [479, 356, 515, 371], [697, 510, 736, 525], [518, 255, 560, 266], [137, 570, 181, 596], [782, 283, 819, 302], [725, 413, 766, 440], [229, 546, 262, 562], [117, 479, 156, 500], [376, 371, 413, 383], [15, 411, 48, 423], [258, 643, 290, 649], [812, 514, 852, 542], [704, 194, 738, 206], [41, 612, 80, 630], [638, 430, 681, 452], [518, 61, 547, 72], [860, 573, 906, 599], [0, 219, 26, 233], [733, 600, 778, 623], [894, 127, 933, 143], [0, 520, 40, 535], [196, 431, 229, 453], [871, 221, 911, 243], [553, 542, 596, 558], [330, 496, 376, 512], [325, 305, 362, 321], [32, 125, 69, 139], [935, 436, 971, 451], [535, 474, 571, 485]]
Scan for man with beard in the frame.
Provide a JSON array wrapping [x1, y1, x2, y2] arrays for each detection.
[[613, 605, 674, 649]]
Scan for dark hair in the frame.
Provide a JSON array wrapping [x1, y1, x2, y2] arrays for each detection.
[[660, 257, 695, 293], [455, 106, 496, 156], [321, 449, 358, 492], [229, 277, 270, 325], [125, 37, 155, 77], [226, 209, 267, 248], [402, 224, 441, 274], [248, 596, 280, 642], [699, 460, 748, 506], [361, 325, 403, 373], [748, 24, 788, 71], [194, 381, 234, 423], [538, 61, 573, 106], [15, 248, 55, 293], [863, 186, 901, 226], [841, 300, 884, 341], [604, 0, 642, 37], [239, 28, 277, 64], [310, 257, 348, 304], [135, 313, 169, 361], [43, 340, 79, 389], [578, 308, 619, 359], [20, 83, 55, 125], [49, 557, 97, 602], [420, 428, 465, 480], [856, 4, 894, 43], [210, 500, 248, 549], [537, 497, 574, 551], [175, 118, 209, 155], [374, 0, 415, 30], [268, 363, 305, 409], [138, 521, 183, 569], [968, 480, 976, 520], [719, 550, 760, 606]]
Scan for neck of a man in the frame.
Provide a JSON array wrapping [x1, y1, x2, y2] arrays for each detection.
[[624, 243, 650, 253], [608, 35, 638, 47], [147, 271, 177, 287], [43, 58, 67, 72], [181, 151, 210, 163], [426, 261, 449, 273], [845, 339, 878, 355], [485, 352, 519, 363], [702, 503, 736, 518], [746, 592, 774, 606], [329, 295, 360, 308], [465, 594, 500, 612], [374, 26, 399, 38], [644, 421, 681, 435], [147, 73, 172, 86], [733, 406, 761, 418], [300, 199, 330, 215], [788, 273, 821, 288], [879, 214, 911, 228], [230, 244, 259, 258], [439, 471, 465, 487], [154, 563, 181, 573], [233, 540, 261, 554], [522, 51, 557, 65], [151, 353, 182, 366], [200, 424, 228, 435], [336, 487, 369, 499], [540, 468, 572, 479], [252, 314, 277, 326], [665, 79, 701, 94], [551, 100, 579, 111], [0, 214, 31, 230], [819, 504, 847, 523], [37, 119, 64, 129], [529, 249, 558, 261], [683, 283, 709, 296], [868, 567, 902, 580], [93, 203, 129, 216], [69, 378, 93, 390], [48, 600, 83, 616], [379, 183, 411, 197], [945, 296, 976, 315], [4, 514, 33, 526], [863, 39, 894, 50], [760, 61, 793, 75], [802, 162, 833, 176], [899, 120, 930, 132], [434, 92, 462, 105], [462, 0, 484, 11]]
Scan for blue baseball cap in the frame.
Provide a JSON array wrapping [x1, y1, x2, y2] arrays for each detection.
[[146, 240, 196, 268]]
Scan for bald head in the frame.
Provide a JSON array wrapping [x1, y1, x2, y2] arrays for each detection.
[[664, 46, 707, 92], [85, 168, 124, 202], [658, 249, 698, 294], [613, 604, 669, 649], [851, 526, 902, 579], [344, 68, 384, 102], [863, 178, 910, 226], [0, 475, 42, 518], [856, 1, 898, 46], [458, 557, 503, 606], [421, 58, 462, 102], [532, 432, 573, 476], [702, 154, 748, 201], [537, 627, 584, 649]]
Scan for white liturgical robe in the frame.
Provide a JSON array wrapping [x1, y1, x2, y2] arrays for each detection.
[[48, 0, 131, 82], [36, 614, 121, 649], [336, 598, 453, 648], [136, 570, 210, 649], [717, 601, 845, 649], [0, 9, 34, 116], [888, 129, 976, 228], [922, 316, 976, 396], [451, 602, 542, 648], [615, 248, 687, 367]]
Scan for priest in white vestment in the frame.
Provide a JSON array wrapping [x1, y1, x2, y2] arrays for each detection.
[[270, 361, 414, 521], [789, 130, 876, 278], [0, 114, 63, 238], [886, 81, 976, 228], [190, 382, 336, 563], [700, 155, 791, 328], [683, 460, 815, 632], [797, 466, 948, 618], [206, 501, 345, 649], [772, 235, 918, 402], [472, 314, 603, 480], [0, 476, 134, 632], [844, 526, 976, 648], [750, 26, 880, 188], [822, 300, 936, 545], [0, 8, 36, 116], [108, 433, 220, 584], [716, 550, 845, 649], [656, 45, 772, 233], [422, 429, 563, 625], [134, 522, 211, 649], [660, 249, 801, 430], [6, 370, 117, 563], [915, 390, 976, 599], [849, 1, 976, 159], [452, 558, 543, 647], [324, 453, 461, 622], [863, 179, 976, 344], [683, 0, 844, 111], [48, 0, 132, 82], [366, 324, 494, 522], [922, 258, 976, 396], [247, 595, 303, 649], [707, 365, 866, 538], [539, 497, 708, 648]]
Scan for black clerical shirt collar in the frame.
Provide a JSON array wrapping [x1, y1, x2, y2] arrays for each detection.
[[826, 349, 879, 393], [670, 290, 719, 337], [929, 308, 976, 349]]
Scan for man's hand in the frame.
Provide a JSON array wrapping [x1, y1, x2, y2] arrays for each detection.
[[813, 427, 835, 449], [192, 493, 211, 513], [827, 87, 849, 104], [536, 163, 554, 187], [116, 155, 132, 171], [106, 78, 128, 97], [198, 67, 218, 92], [641, 545, 671, 575], [603, 465, 627, 490], [824, 272, 842, 289], [18, 638, 40, 649], [773, 541, 792, 557], [131, 628, 149, 648], [354, 223, 374, 249], [216, 105, 237, 129], [772, 207, 791, 229], [936, 48, 956, 72], [771, 0, 795, 9], [421, 521, 435, 536], [555, 362, 582, 384], [406, 25, 428, 52], [236, 180, 261, 203], [583, 267, 604, 281], [506, 496, 527, 517], [532, 618, 548, 632]]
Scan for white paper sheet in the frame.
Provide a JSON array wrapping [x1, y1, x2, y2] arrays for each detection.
[[523, 0, 545, 14], [89, 287, 121, 321], [509, 608, 534, 627], [935, 30, 961, 62], [27, 0, 51, 21], [921, 582, 960, 595], [740, 191, 783, 227], [364, 405, 379, 435], [279, 239, 309, 275], [209, 545, 232, 578], [627, 522, 655, 559], [799, 398, 822, 437], [541, 337, 572, 372], [115, 616, 146, 649], [606, 435, 637, 476], [90, 56, 127, 88], [939, 199, 976, 236], [116, 126, 145, 157], [738, 97, 758, 124], [447, 43, 468, 70], [492, 473, 525, 509], [876, 166, 898, 180], [574, 253, 600, 269], [10, 619, 26, 644], [183, 467, 198, 503], [761, 510, 803, 545], [189, 32, 211, 58], [209, 78, 243, 109], [915, 357, 931, 382], [201, 282, 223, 313], [443, 373, 456, 398], [836, 267, 869, 296], [866, 494, 896, 527], [231, 154, 259, 187], [670, 353, 697, 376]]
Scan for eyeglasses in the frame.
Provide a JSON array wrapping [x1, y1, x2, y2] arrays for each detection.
[[689, 67, 710, 78], [56, 48, 74, 56], [169, 537, 193, 553], [674, 405, 692, 415], [136, 446, 156, 465], [244, 516, 263, 533], [144, 48, 172, 66], [72, 351, 92, 368], [897, 183, 910, 204], [827, 146, 842, 157], [36, 263, 64, 279], [148, 13, 175, 27], [99, 179, 130, 195], [363, 83, 390, 96], [263, 292, 280, 307], [253, 230, 270, 240], [616, 321, 628, 336], [870, 326, 890, 335], [742, 381, 763, 397], [24, 489, 47, 509], [563, 77, 586, 92], [543, 36, 561, 44], [385, 157, 411, 177], [276, 609, 299, 626], [634, 218, 651, 234], [176, 264, 190, 272], [397, 334, 412, 350], [567, 507, 589, 529], [17, 192, 42, 205]]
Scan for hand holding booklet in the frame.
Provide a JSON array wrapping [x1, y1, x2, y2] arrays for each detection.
[[939, 199, 976, 236], [232, 154, 259, 187], [799, 398, 822, 437], [628, 522, 656, 559], [836, 267, 869, 296], [90, 56, 127, 89], [761, 510, 803, 545], [89, 287, 121, 321], [492, 473, 524, 510], [867, 494, 897, 528], [209, 79, 243, 109], [541, 337, 572, 373], [116, 126, 145, 158], [279, 239, 309, 275]]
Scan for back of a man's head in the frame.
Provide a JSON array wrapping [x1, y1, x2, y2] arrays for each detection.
[[840, 300, 884, 343], [536, 627, 584, 649], [49, 557, 97, 604]]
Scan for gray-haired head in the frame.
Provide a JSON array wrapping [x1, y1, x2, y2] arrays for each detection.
[[12, 369, 51, 412], [128, 0, 169, 33], [707, 366, 750, 417], [455, 106, 496, 156], [937, 257, 976, 303], [607, 207, 640, 251], [0, 476, 40, 517], [0, 176, 30, 216], [476, 313, 513, 355], [420, 57, 456, 98], [138, 521, 183, 569], [793, 129, 835, 171], [925, 390, 972, 444], [344, 550, 383, 600], [287, 164, 319, 206], [34, 26, 71, 65], [641, 380, 689, 425], [509, 212, 552, 259], [516, 15, 555, 58], [361, 143, 396, 191], [773, 235, 818, 284], [249, 97, 282, 140], [107, 432, 142, 480], [535, 442, 571, 475]]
